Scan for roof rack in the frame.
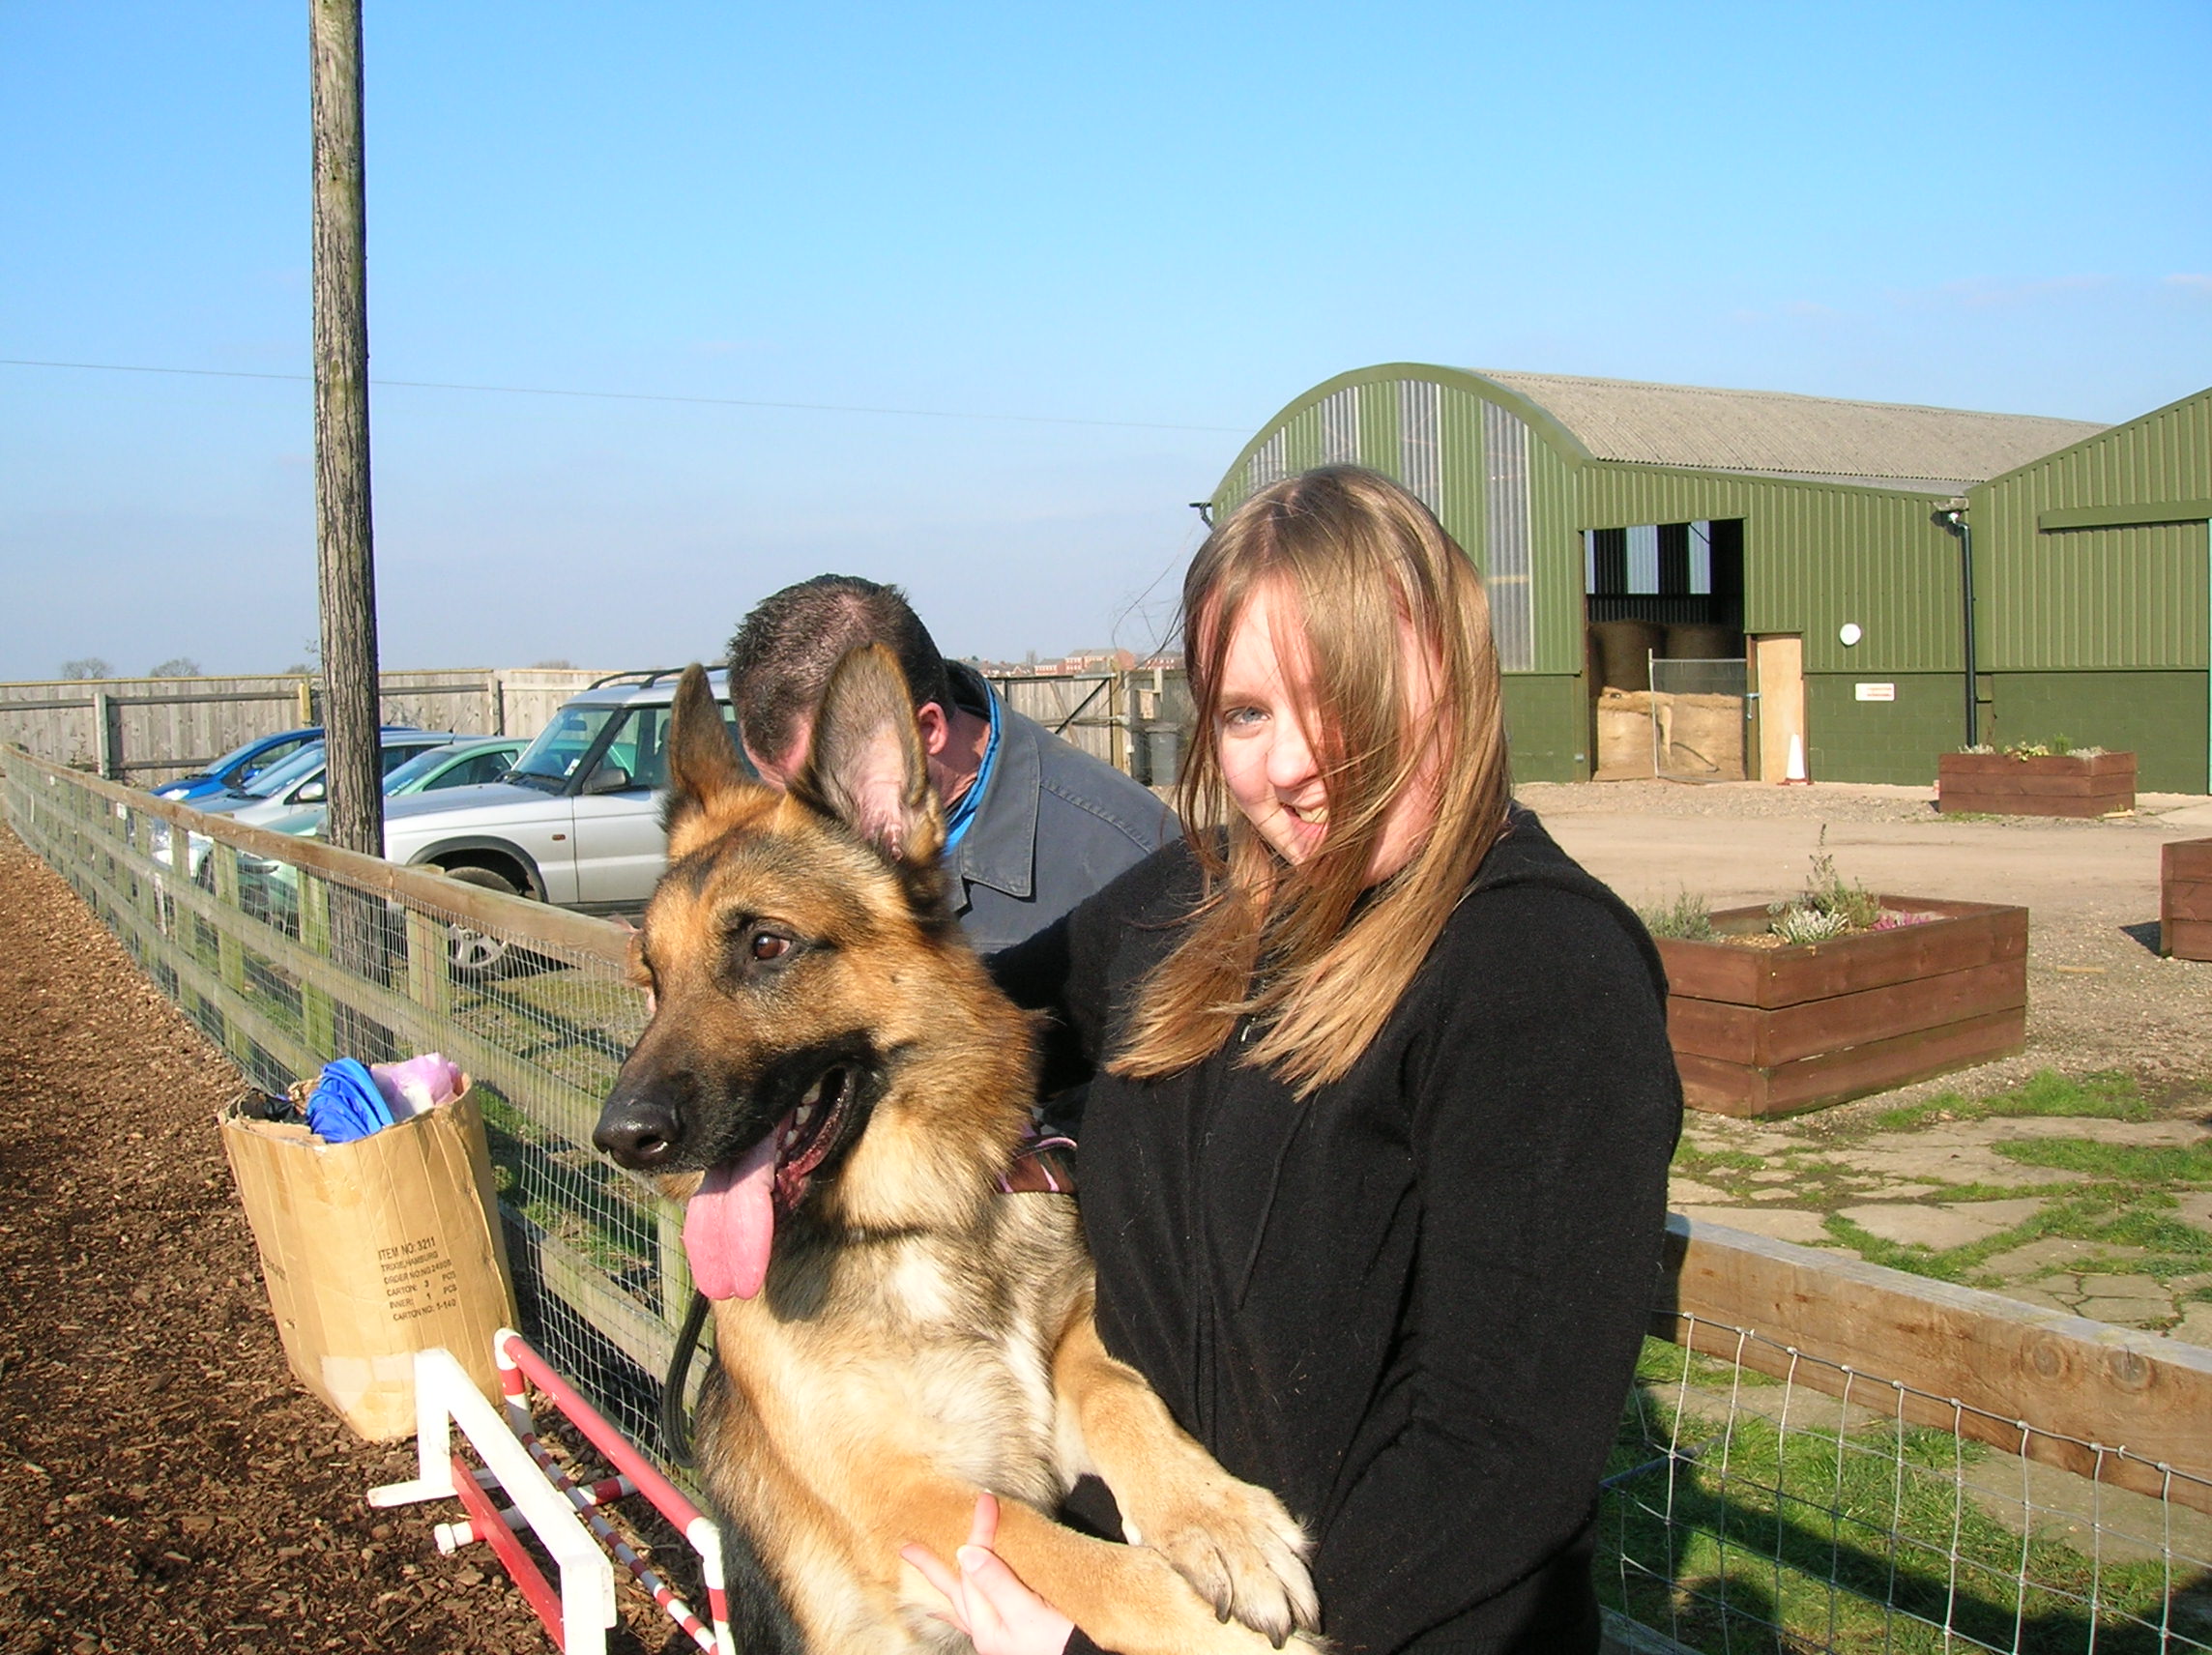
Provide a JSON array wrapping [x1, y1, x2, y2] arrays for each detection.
[[584, 662, 731, 692]]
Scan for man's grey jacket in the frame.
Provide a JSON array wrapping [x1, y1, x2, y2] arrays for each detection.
[[945, 662, 1176, 954]]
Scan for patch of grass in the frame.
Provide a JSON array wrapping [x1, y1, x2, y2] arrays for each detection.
[[1857, 1069, 2154, 1135], [1602, 1344, 2185, 1653], [1994, 1136, 2212, 1184], [1824, 1214, 1975, 1283], [2091, 1205, 2212, 1257], [1673, 1143, 1764, 1176], [1826, 1179, 2212, 1293]]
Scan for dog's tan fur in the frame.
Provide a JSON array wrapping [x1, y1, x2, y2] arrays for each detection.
[[596, 653, 1318, 1655]]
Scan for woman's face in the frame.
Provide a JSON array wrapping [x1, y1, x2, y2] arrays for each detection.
[[1212, 580, 1441, 886]]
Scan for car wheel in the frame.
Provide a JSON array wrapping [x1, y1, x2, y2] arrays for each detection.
[[438, 865, 523, 981]]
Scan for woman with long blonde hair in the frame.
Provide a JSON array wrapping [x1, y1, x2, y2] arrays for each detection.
[[910, 466, 1681, 1655]]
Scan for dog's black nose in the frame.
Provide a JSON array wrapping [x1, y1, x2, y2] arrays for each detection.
[[595, 1096, 684, 1169]]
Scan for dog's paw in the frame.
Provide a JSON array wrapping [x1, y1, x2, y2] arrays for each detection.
[[1130, 1476, 1318, 1648]]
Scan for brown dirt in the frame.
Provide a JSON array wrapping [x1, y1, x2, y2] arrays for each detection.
[[0, 824, 685, 1655]]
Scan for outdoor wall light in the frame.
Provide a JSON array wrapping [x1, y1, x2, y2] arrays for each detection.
[[1839, 623, 1864, 647]]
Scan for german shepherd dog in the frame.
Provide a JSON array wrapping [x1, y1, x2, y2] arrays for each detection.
[[594, 653, 1320, 1655]]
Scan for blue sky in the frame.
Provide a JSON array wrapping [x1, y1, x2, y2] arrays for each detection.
[[4, 1, 2207, 678]]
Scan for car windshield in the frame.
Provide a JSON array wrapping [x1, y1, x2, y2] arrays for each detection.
[[215, 732, 312, 786], [381, 744, 462, 792], [243, 741, 328, 798], [509, 706, 621, 789]]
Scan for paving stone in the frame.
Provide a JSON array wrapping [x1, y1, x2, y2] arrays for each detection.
[[1667, 1178, 1734, 1205], [1750, 1188, 1800, 1202], [2167, 1303, 2212, 1349], [1746, 1169, 1795, 1184], [1992, 1284, 2077, 1315], [1979, 1237, 2149, 1278], [1826, 1145, 2078, 1187], [1986, 1118, 2211, 1147], [2078, 1296, 2172, 1329], [2075, 1273, 2169, 1304], [1675, 1205, 1830, 1245], [1937, 1197, 2048, 1228], [1837, 1204, 2013, 1250], [2174, 1191, 2212, 1232]]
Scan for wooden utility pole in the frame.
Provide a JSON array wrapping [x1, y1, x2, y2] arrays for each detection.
[[310, 0, 383, 857]]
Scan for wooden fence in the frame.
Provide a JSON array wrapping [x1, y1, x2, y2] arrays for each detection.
[[2, 666, 1193, 790], [0, 668, 612, 785]]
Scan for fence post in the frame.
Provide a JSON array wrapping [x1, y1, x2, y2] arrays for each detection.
[[657, 1206, 694, 1328], [92, 690, 118, 780], [487, 669, 505, 737], [297, 871, 337, 1057], [297, 678, 315, 728], [404, 907, 452, 1019], [211, 844, 253, 1068]]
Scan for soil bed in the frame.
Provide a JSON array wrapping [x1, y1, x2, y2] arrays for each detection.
[[0, 824, 685, 1655]]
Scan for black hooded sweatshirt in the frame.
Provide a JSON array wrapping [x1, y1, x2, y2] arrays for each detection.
[[990, 807, 1682, 1655]]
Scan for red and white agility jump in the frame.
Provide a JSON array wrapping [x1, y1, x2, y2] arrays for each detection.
[[369, 1329, 734, 1654]]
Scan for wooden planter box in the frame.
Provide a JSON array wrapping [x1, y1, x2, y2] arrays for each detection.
[[1657, 897, 2028, 1118], [1937, 750, 2135, 818], [2164, 839, 2212, 961]]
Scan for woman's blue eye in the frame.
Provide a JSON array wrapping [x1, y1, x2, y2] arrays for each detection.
[[1221, 706, 1266, 730]]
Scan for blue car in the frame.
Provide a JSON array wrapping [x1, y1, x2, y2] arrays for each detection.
[[150, 724, 419, 804]]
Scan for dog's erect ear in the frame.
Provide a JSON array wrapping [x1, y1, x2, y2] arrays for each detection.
[[792, 645, 946, 869], [661, 664, 749, 834]]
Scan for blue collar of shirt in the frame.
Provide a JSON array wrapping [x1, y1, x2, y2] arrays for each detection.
[[941, 691, 1001, 854]]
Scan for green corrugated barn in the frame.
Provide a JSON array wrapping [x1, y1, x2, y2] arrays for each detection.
[[1209, 366, 2212, 791]]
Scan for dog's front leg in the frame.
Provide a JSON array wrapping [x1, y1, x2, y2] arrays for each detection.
[[1049, 1305, 1320, 1649], [881, 1471, 1311, 1655]]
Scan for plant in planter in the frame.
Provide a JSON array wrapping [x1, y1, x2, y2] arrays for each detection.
[[1937, 738, 2135, 819], [1644, 844, 2027, 1118]]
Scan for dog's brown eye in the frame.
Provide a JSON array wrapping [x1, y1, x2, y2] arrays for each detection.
[[749, 932, 792, 963]]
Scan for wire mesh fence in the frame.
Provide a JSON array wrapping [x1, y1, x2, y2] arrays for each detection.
[[1604, 1317, 2212, 1654], [6, 744, 2208, 1655], [0, 745, 679, 1466]]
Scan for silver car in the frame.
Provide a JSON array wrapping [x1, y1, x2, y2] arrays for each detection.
[[376, 668, 744, 916]]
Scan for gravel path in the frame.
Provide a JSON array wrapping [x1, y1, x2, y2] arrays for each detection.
[[0, 826, 683, 1655]]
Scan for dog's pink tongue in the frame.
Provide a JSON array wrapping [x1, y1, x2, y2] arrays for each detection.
[[684, 1133, 779, 1301]]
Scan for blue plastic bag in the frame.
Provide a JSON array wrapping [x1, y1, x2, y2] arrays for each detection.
[[306, 1058, 394, 1145]]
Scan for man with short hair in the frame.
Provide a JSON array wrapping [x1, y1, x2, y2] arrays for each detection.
[[727, 575, 1174, 954]]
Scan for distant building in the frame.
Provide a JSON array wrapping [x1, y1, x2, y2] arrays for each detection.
[[1212, 367, 2211, 791]]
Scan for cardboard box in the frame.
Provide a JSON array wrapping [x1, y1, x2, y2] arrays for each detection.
[[220, 1083, 518, 1440]]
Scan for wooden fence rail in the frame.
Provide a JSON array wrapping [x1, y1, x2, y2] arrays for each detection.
[[0, 668, 614, 783]]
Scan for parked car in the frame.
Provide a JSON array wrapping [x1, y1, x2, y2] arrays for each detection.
[[175, 726, 435, 820], [375, 669, 745, 918], [178, 731, 467, 881], [151, 726, 327, 803], [246, 736, 527, 841]]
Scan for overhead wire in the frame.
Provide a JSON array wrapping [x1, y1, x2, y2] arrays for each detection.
[[0, 356, 1248, 435]]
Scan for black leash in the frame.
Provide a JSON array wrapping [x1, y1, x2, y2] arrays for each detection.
[[660, 1287, 712, 1468]]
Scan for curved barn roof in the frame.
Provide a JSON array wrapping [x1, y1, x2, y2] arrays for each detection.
[[1473, 370, 2107, 495]]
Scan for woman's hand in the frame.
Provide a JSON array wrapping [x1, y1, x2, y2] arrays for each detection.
[[901, 1493, 1076, 1655]]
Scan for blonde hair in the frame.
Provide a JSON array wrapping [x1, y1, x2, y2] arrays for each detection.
[[1110, 465, 1513, 1096]]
